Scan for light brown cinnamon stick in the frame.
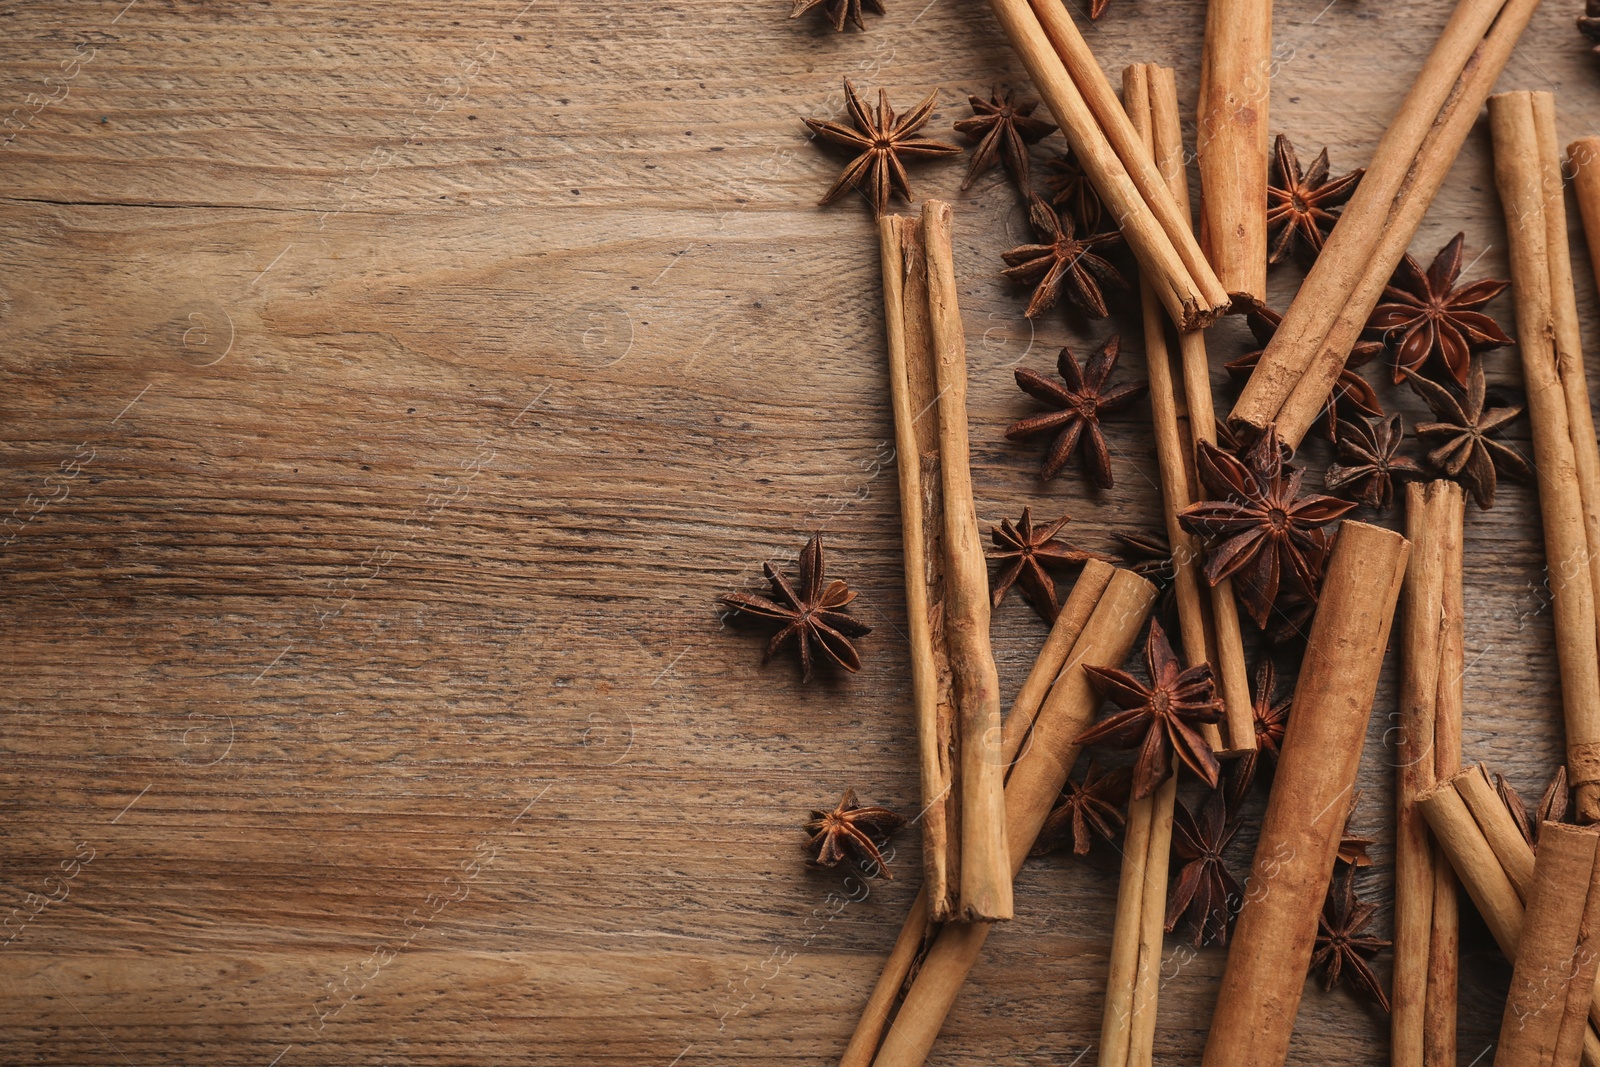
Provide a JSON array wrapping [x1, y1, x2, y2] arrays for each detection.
[[983, 0, 1229, 329], [838, 562, 1116, 1067], [1200, 520, 1411, 1067], [1571, 137, 1600, 304], [1228, 0, 1541, 448], [1426, 485, 1466, 1067], [1196, 0, 1272, 307], [1489, 93, 1600, 824]]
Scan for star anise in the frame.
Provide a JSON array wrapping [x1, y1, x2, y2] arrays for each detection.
[[1167, 787, 1243, 946], [1584, 0, 1600, 55], [1002, 195, 1128, 318], [1041, 149, 1103, 232], [1225, 306, 1383, 443], [1324, 414, 1426, 509], [1368, 233, 1513, 387], [1114, 530, 1177, 619], [1032, 760, 1132, 856], [1005, 336, 1148, 488], [988, 507, 1108, 623], [804, 789, 906, 877], [1178, 426, 1356, 628], [954, 89, 1056, 192], [1266, 134, 1364, 264], [1265, 592, 1319, 649], [1078, 619, 1224, 800], [804, 79, 961, 216], [719, 534, 871, 683], [1338, 804, 1375, 869], [1231, 654, 1292, 797], [1312, 870, 1392, 1012], [1496, 766, 1570, 849], [1404, 360, 1532, 510], [789, 0, 885, 31]]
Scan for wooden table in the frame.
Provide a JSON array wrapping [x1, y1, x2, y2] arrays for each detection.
[[2, 1, 1598, 1063]]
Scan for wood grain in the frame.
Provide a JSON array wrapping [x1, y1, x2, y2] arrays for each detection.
[[0, 0, 1598, 1064]]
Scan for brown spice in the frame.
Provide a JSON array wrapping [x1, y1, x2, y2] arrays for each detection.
[[1005, 335, 1148, 487], [1166, 787, 1243, 946], [789, 0, 885, 31], [1041, 149, 1103, 232], [1368, 233, 1513, 387], [987, 507, 1108, 622], [804, 789, 906, 877], [1266, 134, 1364, 265], [1032, 759, 1131, 856], [953, 89, 1056, 192], [1324, 414, 1426, 509], [1312, 869, 1392, 1012], [804, 79, 960, 216], [1584, 0, 1600, 55], [1225, 306, 1383, 443], [1001, 195, 1128, 318], [1404, 360, 1532, 510], [718, 534, 871, 682]]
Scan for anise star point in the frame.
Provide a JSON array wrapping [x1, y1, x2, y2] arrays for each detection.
[[953, 88, 1056, 192], [1005, 335, 1148, 488], [719, 534, 871, 683], [1266, 134, 1364, 265], [987, 507, 1109, 622], [1312, 870, 1392, 1012], [1324, 414, 1425, 509], [1369, 232, 1514, 387], [1496, 765, 1570, 848], [1230, 654, 1292, 802], [1404, 360, 1531, 510], [804, 789, 905, 877], [1032, 759, 1131, 857], [803, 78, 960, 217], [1002, 195, 1128, 318], [1077, 618, 1224, 800]]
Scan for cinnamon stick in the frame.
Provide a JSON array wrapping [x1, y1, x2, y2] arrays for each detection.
[[1571, 137, 1600, 304], [1196, 0, 1272, 307], [1200, 520, 1411, 1067], [1427, 485, 1466, 1067], [1228, 0, 1541, 448], [1456, 764, 1536, 897], [838, 562, 1117, 1067], [1494, 823, 1600, 1067], [864, 568, 1157, 1067], [983, 0, 1229, 330], [1394, 481, 1463, 1067], [1489, 92, 1600, 823]]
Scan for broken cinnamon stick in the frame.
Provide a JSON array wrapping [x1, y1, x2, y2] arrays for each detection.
[[1489, 92, 1600, 823], [1228, 0, 1541, 448], [983, 0, 1229, 329], [1426, 483, 1466, 1067], [1196, 0, 1271, 307], [1200, 520, 1411, 1067]]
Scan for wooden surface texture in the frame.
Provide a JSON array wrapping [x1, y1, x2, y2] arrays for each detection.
[[2, 0, 1599, 1063]]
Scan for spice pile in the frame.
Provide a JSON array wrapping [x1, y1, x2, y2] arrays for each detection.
[[714, 1, 1600, 1065]]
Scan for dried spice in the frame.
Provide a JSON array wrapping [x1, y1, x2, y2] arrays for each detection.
[[1041, 149, 1103, 232], [789, 0, 885, 31], [1311, 870, 1392, 1012], [719, 534, 871, 683], [1001, 195, 1128, 318], [1337, 806, 1375, 869], [1324, 414, 1425, 509], [1225, 306, 1383, 442], [1114, 529, 1177, 618], [954, 89, 1056, 192], [1497, 766, 1571, 848], [1178, 426, 1356, 628], [1264, 592, 1319, 648], [1232, 655, 1291, 796], [804, 789, 906, 877], [1404, 360, 1532, 510], [1078, 619, 1225, 800], [1005, 336, 1148, 488], [1584, 0, 1600, 55], [1032, 760, 1131, 856], [1368, 232, 1513, 387], [804, 79, 960, 216], [1166, 787, 1243, 947], [1266, 134, 1364, 264], [988, 507, 1108, 623]]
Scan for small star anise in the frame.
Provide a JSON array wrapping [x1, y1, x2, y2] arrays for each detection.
[[1225, 306, 1383, 443], [1041, 149, 1104, 232], [719, 534, 871, 683], [1312, 870, 1392, 1012], [1496, 766, 1570, 849], [1002, 195, 1127, 318], [789, 0, 885, 31], [1266, 134, 1364, 264], [1368, 232, 1513, 387], [1005, 335, 1148, 488], [1580, 0, 1600, 56], [954, 89, 1056, 192], [1078, 618, 1224, 800], [1404, 360, 1532, 510], [1166, 787, 1243, 946], [1032, 760, 1132, 857], [1324, 414, 1426, 509], [988, 507, 1109, 623], [804, 79, 961, 216], [1231, 654, 1292, 797], [804, 789, 906, 877], [1178, 426, 1356, 628]]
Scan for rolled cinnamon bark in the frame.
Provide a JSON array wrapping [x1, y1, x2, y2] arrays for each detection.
[[1228, 0, 1541, 447], [1196, 0, 1272, 307], [1489, 93, 1600, 823], [1494, 823, 1600, 1067], [1200, 520, 1411, 1067], [1572, 137, 1600, 304]]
